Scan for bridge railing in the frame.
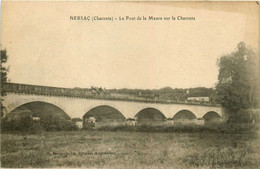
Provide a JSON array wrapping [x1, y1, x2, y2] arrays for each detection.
[[3, 83, 220, 107]]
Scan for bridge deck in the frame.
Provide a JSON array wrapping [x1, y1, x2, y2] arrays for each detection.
[[3, 83, 220, 107]]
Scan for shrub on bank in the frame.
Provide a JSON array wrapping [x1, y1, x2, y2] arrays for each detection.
[[40, 119, 77, 131], [1, 115, 77, 133], [88, 123, 259, 134], [1, 116, 44, 134]]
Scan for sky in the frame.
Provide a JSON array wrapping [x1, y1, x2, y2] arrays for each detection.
[[1, 2, 259, 89]]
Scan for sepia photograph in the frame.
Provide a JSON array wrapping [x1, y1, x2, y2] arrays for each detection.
[[0, 1, 260, 168]]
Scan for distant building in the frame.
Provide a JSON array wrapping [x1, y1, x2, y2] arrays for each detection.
[[87, 116, 96, 123], [187, 97, 210, 102], [84, 116, 96, 128], [74, 121, 82, 129], [32, 117, 40, 121], [110, 93, 130, 99], [126, 118, 136, 126]]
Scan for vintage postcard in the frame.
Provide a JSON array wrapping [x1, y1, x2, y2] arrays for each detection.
[[1, 1, 259, 168]]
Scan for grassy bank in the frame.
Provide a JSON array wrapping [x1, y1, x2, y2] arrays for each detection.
[[91, 123, 259, 134], [1, 130, 260, 168]]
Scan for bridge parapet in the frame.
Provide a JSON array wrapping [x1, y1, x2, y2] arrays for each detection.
[[3, 83, 221, 107]]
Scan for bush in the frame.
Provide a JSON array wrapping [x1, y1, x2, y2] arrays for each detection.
[[1, 116, 77, 132], [92, 123, 259, 134], [1, 116, 44, 134], [227, 109, 255, 124], [40, 119, 77, 131]]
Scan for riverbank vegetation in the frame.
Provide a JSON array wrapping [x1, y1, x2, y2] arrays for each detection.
[[1, 130, 259, 168]]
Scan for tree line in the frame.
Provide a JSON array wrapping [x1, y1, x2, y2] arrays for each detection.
[[108, 87, 217, 103]]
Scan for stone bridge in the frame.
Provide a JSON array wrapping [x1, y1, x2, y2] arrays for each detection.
[[2, 83, 223, 122]]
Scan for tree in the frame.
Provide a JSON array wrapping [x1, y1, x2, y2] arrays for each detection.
[[1, 49, 8, 118], [216, 42, 258, 121]]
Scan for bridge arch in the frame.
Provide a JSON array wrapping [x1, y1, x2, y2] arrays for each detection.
[[5, 101, 70, 121], [173, 109, 197, 120], [4, 96, 68, 116], [83, 105, 126, 122], [83, 105, 126, 128], [203, 111, 221, 120], [135, 107, 166, 120]]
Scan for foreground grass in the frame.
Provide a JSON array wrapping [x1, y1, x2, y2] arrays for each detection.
[[1, 130, 260, 168]]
